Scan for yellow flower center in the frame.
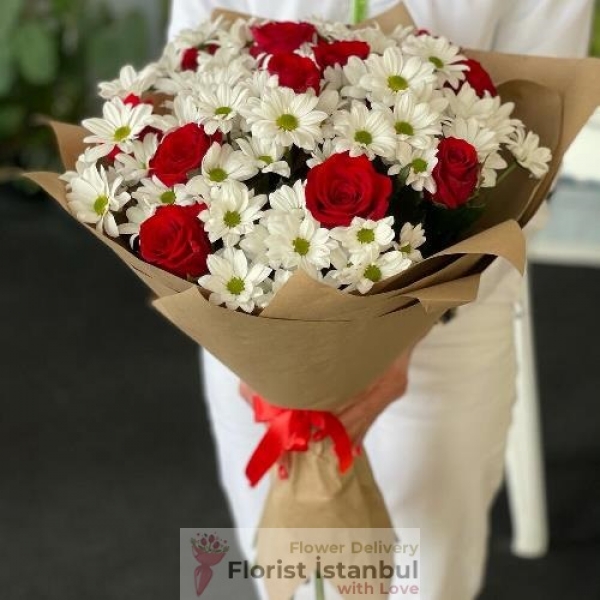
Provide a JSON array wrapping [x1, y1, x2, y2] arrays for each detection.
[[387, 75, 408, 92], [276, 113, 299, 131], [93, 195, 108, 216], [226, 277, 245, 295]]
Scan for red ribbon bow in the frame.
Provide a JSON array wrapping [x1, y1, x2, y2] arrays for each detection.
[[245, 396, 355, 487]]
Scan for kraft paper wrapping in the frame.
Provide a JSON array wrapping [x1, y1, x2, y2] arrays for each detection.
[[26, 5, 600, 598]]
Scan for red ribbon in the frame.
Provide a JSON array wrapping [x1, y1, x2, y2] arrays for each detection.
[[245, 396, 355, 487]]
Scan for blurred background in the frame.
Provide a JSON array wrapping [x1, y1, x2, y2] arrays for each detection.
[[1, 1, 599, 599]]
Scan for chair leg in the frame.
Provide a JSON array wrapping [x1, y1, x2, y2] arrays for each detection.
[[505, 270, 550, 558]]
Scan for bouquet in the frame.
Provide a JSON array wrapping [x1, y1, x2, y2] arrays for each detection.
[[28, 3, 600, 599]]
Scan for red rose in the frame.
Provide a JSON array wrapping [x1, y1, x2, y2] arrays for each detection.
[[139, 204, 211, 278], [250, 21, 317, 56], [305, 152, 392, 227], [267, 52, 321, 93], [430, 137, 480, 209], [181, 47, 200, 71], [313, 40, 371, 70], [458, 58, 497, 97], [149, 124, 219, 187]]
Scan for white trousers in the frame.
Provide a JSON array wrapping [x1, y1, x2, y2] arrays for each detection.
[[201, 261, 519, 600]]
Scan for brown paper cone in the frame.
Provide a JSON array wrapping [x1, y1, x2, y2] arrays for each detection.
[[257, 444, 396, 600]]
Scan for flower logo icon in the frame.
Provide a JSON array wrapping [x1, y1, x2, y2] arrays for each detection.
[[190, 533, 230, 596]]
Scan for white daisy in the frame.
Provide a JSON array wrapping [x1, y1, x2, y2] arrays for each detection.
[[332, 248, 412, 294], [402, 34, 467, 88], [306, 139, 338, 169], [114, 134, 159, 183], [200, 182, 265, 246], [151, 94, 200, 132], [361, 47, 437, 105], [391, 141, 439, 193], [201, 143, 258, 186], [83, 97, 153, 158], [118, 197, 157, 241], [196, 82, 250, 134], [132, 176, 192, 207], [264, 214, 337, 274], [199, 247, 271, 313], [330, 216, 395, 261], [333, 102, 396, 160], [236, 137, 291, 178], [443, 118, 498, 161], [67, 165, 130, 237], [508, 129, 552, 178], [398, 222, 426, 262], [341, 56, 369, 100], [98, 64, 158, 100], [243, 87, 328, 150], [383, 92, 446, 149], [266, 180, 307, 220], [239, 223, 270, 264]]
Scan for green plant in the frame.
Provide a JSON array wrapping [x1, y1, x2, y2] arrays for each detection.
[[0, 0, 154, 180]]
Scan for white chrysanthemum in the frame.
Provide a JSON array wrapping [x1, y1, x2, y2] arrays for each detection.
[[398, 222, 426, 262], [341, 56, 369, 100], [350, 26, 396, 54], [83, 97, 153, 158], [98, 65, 157, 100], [333, 102, 396, 159], [243, 87, 328, 150], [118, 197, 156, 241], [266, 180, 307, 220], [445, 84, 518, 143], [172, 20, 221, 51], [199, 247, 271, 313], [196, 83, 249, 134], [306, 139, 338, 169], [239, 223, 270, 264], [236, 137, 290, 177], [114, 134, 159, 183], [201, 143, 258, 186], [384, 92, 446, 149], [60, 147, 104, 184], [390, 141, 438, 193], [151, 94, 200, 132], [443, 118, 498, 161], [200, 182, 265, 246], [67, 165, 130, 237], [402, 34, 467, 88], [361, 47, 437, 105], [508, 129, 552, 178], [264, 214, 337, 273], [132, 175, 192, 207], [331, 216, 395, 261], [332, 248, 412, 294], [481, 152, 509, 188]]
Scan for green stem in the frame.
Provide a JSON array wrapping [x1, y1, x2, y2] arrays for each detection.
[[315, 570, 326, 600], [352, 0, 369, 24], [495, 161, 518, 186]]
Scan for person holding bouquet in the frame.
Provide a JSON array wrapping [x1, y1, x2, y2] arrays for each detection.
[[166, 1, 593, 599]]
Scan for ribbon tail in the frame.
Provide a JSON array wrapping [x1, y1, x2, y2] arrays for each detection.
[[245, 424, 286, 487], [324, 415, 355, 475]]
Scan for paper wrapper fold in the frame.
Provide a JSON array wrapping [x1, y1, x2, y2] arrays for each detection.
[[26, 6, 600, 598]]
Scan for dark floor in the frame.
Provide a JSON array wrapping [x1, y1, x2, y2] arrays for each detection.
[[1, 182, 599, 599]]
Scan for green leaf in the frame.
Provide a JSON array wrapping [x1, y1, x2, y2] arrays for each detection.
[[0, 104, 25, 136], [0, 0, 23, 37], [12, 21, 59, 86], [0, 43, 14, 97]]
